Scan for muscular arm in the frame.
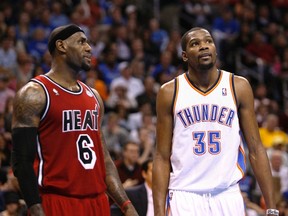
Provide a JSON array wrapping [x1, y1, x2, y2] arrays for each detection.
[[235, 76, 275, 209], [152, 81, 174, 216], [11, 82, 46, 215], [92, 89, 138, 216]]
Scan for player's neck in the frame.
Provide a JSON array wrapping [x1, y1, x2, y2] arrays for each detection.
[[187, 68, 219, 90], [46, 69, 80, 91]]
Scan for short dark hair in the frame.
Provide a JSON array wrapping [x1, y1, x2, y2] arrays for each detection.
[[123, 141, 139, 151], [181, 27, 206, 51], [141, 158, 153, 172]]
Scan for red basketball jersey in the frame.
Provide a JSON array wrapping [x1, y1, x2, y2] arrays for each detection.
[[32, 75, 106, 197]]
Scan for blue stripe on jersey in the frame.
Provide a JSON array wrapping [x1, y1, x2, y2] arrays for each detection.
[[237, 147, 246, 176]]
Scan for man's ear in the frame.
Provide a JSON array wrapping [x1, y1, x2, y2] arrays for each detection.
[[55, 40, 66, 53], [182, 51, 188, 62]]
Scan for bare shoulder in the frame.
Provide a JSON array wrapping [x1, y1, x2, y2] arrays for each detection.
[[156, 79, 175, 115], [234, 75, 253, 95], [157, 79, 175, 102], [12, 82, 46, 128], [233, 75, 254, 107]]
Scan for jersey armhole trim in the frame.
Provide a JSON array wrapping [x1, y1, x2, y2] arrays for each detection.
[[172, 77, 178, 127], [230, 73, 238, 108]]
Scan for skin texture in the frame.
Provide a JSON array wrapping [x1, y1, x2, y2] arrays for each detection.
[[12, 26, 138, 216], [152, 28, 275, 216]]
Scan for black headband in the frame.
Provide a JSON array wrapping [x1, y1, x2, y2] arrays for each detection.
[[48, 24, 84, 54]]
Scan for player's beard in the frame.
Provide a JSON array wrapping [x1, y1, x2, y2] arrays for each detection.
[[81, 59, 91, 71], [199, 62, 214, 70], [67, 58, 91, 73]]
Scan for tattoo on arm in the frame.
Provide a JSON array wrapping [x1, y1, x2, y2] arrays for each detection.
[[13, 83, 45, 128], [101, 132, 128, 205]]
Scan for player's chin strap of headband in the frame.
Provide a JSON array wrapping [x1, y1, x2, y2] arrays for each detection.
[[48, 24, 84, 54]]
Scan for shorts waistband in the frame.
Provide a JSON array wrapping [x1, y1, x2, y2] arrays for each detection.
[[169, 183, 240, 197]]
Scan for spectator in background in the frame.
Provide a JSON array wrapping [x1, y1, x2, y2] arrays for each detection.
[[102, 5, 126, 26], [255, 4, 272, 32], [106, 81, 138, 112], [253, 82, 279, 126], [14, 11, 32, 47], [110, 61, 144, 102], [178, 0, 212, 33], [276, 199, 288, 216], [5, 25, 25, 54], [135, 127, 155, 165], [26, 27, 48, 63], [31, 8, 53, 39], [0, 68, 15, 113], [235, 22, 252, 51], [211, 6, 240, 68], [125, 5, 141, 42], [130, 38, 145, 62], [85, 68, 109, 102], [102, 112, 130, 160], [244, 31, 277, 84], [114, 24, 132, 62], [115, 141, 144, 189], [98, 42, 120, 87], [279, 47, 288, 77], [259, 113, 288, 149], [3, 96, 13, 134], [150, 50, 176, 85], [88, 25, 106, 60], [165, 30, 183, 67], [49, 2, 69, 28], [1, 190, 26, 216], [278, 102, 288, 134], [241, 191, 266, 216], [69, 7, 90, 35], [13, 52, 34, 90], [39, 50, 52, 74], [127, 102, 154, 132], [86, 0, 103, 25], [267, 137, 288, 168], [0, 132, 11, 169], [0, 36, 17, 71], [148, 18, 169, 53], [136, 76, 158, 115], [270, 150, 288, 204], [0, 11, 7, 38], [111, 159, 154, 216]]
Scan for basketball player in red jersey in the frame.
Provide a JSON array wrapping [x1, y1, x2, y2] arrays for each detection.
[[153, 27, 278, 216], [11, 24, 138, 216]]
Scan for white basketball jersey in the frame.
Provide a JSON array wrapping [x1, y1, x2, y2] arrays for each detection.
[[169, 70, 246, 192]]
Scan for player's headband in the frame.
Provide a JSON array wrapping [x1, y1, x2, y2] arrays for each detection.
[[48, 24, 84, 54]]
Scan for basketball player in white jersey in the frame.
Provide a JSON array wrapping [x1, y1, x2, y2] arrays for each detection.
[[152, 27, 278, 216]]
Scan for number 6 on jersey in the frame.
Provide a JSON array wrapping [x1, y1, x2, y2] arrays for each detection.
[[76, 134, 97, 169]]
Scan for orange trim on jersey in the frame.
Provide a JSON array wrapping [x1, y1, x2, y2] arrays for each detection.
[[184, 71, 223, 96], [165, 206, 171, 216], [229, 73, 237, 107]]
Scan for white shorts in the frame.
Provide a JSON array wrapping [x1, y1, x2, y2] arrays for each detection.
[[166, 184, 245, 216]]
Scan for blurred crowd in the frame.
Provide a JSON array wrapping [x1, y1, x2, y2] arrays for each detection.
[[0, 0, 288, 215]]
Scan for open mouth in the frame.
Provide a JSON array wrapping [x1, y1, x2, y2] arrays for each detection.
[[84, 56, 91, 61]]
